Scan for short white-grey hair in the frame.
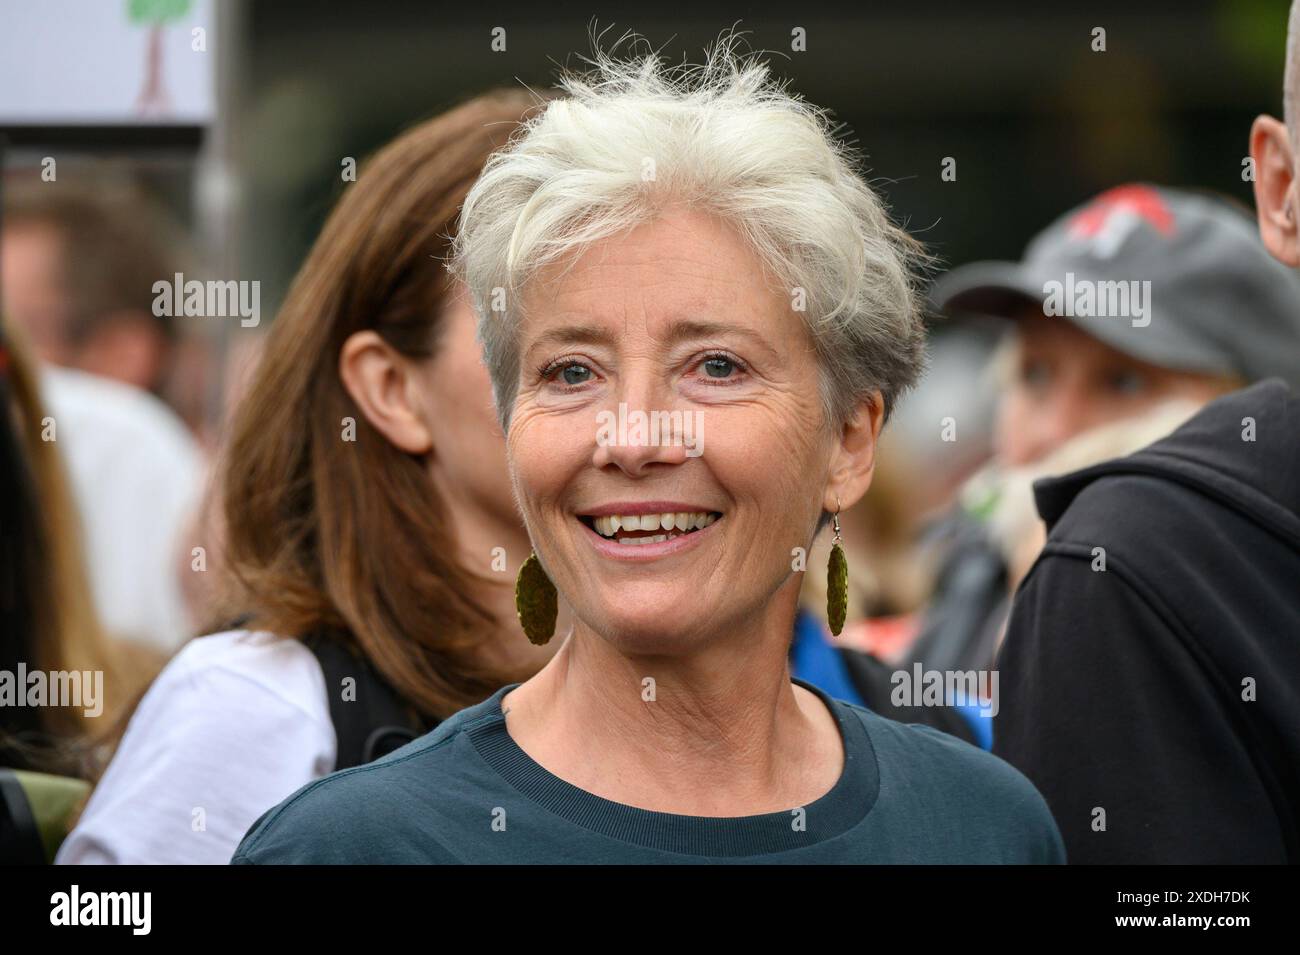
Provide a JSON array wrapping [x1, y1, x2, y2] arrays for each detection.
[[448, 31, 928, 433]]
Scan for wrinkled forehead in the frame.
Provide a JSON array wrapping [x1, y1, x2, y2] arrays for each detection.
[[513, 212, 796, 354]]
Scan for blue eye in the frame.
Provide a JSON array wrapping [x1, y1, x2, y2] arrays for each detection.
[[702, 356, 735, 379], [558, 363, 592, 386]]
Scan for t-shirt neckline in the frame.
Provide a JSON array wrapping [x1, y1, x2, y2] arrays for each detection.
[[466, 677, 879, 857]]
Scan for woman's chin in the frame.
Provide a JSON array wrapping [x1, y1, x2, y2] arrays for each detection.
[[581, 607, 712, 655]]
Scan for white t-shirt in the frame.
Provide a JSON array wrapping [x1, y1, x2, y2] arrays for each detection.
[[41, 366, 204, 653], [56, 630, 336, 865]]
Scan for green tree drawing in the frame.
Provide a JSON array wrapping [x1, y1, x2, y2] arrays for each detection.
[[127, 0, 194, 117]]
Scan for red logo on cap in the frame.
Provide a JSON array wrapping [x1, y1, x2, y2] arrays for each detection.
[[1068, 185, 1175, 239]]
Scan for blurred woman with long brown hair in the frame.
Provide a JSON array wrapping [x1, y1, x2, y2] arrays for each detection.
[[57, 89, 560, 864], [0, 319, 160, 775], [1, 315, 166, 863]]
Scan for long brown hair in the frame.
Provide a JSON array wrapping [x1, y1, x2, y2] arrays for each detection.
[[219, 89, 548, 721], [0, 319, 162, 773]]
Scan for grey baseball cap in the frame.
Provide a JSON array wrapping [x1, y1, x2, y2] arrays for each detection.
[[931, 184, 1300, 389]]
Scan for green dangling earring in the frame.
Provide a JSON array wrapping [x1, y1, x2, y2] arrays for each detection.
[[826, 502, 848, 637], [515, 551, 558, 646]]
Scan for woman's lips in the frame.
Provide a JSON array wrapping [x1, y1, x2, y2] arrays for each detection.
[[576, 512, 722, 561]]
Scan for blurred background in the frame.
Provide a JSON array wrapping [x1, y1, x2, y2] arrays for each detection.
[[3, 1, 1289, 413], [0, 0, 1292, 655]]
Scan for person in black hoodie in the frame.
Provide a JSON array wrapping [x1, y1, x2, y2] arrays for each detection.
[[910, 184, 1300, 754], [993, 379, 1300, 863]]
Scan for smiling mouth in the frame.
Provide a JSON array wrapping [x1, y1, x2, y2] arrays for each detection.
[[577, 511, 723, 546]]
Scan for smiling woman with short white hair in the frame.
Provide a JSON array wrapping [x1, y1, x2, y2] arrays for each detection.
[[233, 36, 1064, 865]]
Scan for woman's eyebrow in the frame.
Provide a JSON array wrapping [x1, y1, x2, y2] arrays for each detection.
[[523, 324, 619, 359], [664, 319, 780, 360], [523, 318, 781, 361]]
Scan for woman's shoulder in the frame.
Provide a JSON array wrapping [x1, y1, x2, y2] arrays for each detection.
[[840, 701, 1066, 861], [57, 631, 338, 864], [163, 629, 328, 718], [847, 702, 1029, 794], [116, 628, 335, 767], [231, 692, 506, 864], [232, 739, 451, 864], [119, 629, 335, 749]]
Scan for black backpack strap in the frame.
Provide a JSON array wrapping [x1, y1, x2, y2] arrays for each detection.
[[301, 632, 432, 770]]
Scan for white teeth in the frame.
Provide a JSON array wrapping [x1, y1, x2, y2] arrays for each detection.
[[588, 510, 721, 540], [617, 533, 667, 546]]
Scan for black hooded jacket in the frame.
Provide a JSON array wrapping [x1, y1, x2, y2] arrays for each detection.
[[993, 380, 1299, 863]]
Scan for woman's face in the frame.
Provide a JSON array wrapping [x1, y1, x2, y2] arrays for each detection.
[[508, 207, 840, 652], [421, 287, 518, 537]]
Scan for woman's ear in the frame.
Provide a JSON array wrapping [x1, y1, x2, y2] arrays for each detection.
[[824, 390, 886, 512], [338, 330, 433, 455], [1250, 115, 1300, 267]]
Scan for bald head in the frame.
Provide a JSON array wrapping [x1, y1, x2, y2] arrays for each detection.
[[1251, 2, 1300, 267]]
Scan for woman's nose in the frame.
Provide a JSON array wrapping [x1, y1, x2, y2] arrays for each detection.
[[590, 376, 692, 475]]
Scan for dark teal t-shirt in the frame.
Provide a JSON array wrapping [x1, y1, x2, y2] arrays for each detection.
[[232, 679, 1064, 864]]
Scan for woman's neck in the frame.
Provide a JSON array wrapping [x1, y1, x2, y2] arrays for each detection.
[[500, 583, 843, 816], [446, 501, 564, 677]]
